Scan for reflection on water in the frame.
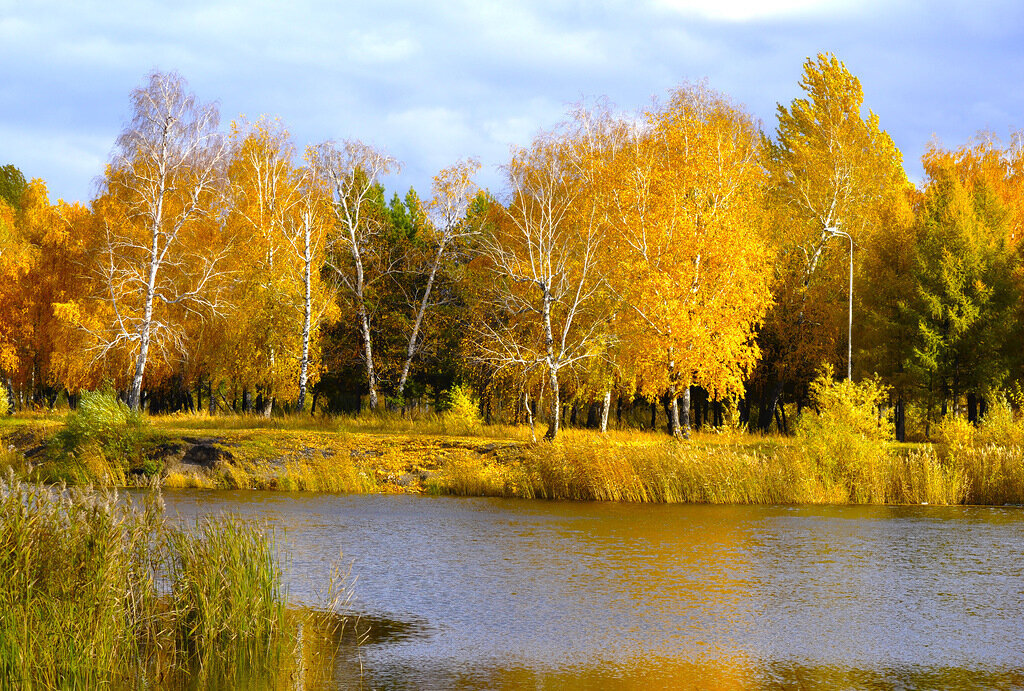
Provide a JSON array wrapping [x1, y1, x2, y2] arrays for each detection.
[[155, 491, 1024, 688]]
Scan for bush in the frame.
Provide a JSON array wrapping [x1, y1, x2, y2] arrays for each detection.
[[976, 395, 1024, 447], [48, 389, 148, 483], [936, 414, 976, 453], [795, 366, 893, 502], [438, 385, 482, 435]]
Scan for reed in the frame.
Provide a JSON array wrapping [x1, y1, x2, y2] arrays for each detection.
[[434, 434, 980, 505], [0, 473, 355, 688], [163, 516, 285, 679], [0, 474, 163, 687]]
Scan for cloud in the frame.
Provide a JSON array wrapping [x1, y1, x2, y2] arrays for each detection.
[[3, 0, 1024, 203]]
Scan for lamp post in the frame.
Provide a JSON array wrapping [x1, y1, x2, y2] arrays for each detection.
[[826, 227, 853, 381]]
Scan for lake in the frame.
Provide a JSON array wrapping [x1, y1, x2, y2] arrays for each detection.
[[155, 490, 1024, 689]]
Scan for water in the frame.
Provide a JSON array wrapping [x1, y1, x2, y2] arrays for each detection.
[[155, 491, 1024, 688]]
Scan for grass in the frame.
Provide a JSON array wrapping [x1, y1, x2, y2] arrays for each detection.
[[431, 427, 973, 505], [0, 473, 356, 689], [5, 398, 1024, 505]]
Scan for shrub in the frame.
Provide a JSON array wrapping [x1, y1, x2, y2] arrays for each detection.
[[976, 395, 1024, 448], [438, 385, 482, 435], [795, 366, 893, 502], [48, 388, 148, 483], [935, 414, 976, 454]]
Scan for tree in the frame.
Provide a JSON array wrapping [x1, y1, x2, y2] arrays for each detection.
[[0, 165, 27, 211], [221, 118, 306, 415], [395, 159, 480, 398], [472, 115, 612, 440], [311, 140, 400, 411], [910, 147, 1017, 424], [756, 53, 910, 430], [87, 71, 228, 410], [606, 83, 773, 438]]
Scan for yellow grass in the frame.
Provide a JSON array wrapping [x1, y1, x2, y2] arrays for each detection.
[[6, 410, 1024, 505]]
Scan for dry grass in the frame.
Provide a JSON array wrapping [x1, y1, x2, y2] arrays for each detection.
[[434, 434, 975, 506], [8, 407, 1024, 505]]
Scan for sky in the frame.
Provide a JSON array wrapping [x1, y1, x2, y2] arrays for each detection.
[[2, 0, 1024, 205]]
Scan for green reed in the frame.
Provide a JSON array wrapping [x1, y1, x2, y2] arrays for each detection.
[[0, 472, 351, 689]]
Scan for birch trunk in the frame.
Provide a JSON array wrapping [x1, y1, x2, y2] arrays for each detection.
[[397, 243, 445, 398], [358, 301, 379, 410], [128, 250, 160, 411], [296, 214, 313, 410], [599, 390, 611, 433], [524, 390, 536, 442], [542, 290, 560, 440]]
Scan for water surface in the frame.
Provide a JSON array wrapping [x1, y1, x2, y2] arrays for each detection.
[[157, 491, 1024, 688]]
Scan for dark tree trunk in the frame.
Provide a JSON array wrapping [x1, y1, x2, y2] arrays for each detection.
[[3, 375, 15, 414], [758, 374, 783, 433], [979, 396, 988, 421], [679, 386, 691, 439], [967, 392, 978, 425], [650, 400, 657, 431], [894, 397, 906, 443]]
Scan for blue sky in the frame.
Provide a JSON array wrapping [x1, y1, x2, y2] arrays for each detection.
[[2, 0, 1023, 205]]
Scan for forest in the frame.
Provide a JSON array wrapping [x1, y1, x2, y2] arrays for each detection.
[[2, 52, 1022, 443]]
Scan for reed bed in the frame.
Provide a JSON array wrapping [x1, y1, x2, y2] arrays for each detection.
[[434, 436, 979, 505], [0, 473, 353, 689]]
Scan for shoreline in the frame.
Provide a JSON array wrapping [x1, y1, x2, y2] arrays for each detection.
[[5, 415, 1023, 506]]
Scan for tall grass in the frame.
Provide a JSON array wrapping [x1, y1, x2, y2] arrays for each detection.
[[164, 517, 284, 674], [0, 473, 353, 688], [434, 438, 973, 505]]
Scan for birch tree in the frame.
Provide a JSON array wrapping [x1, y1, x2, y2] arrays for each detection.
[[395, 158, 480, 398], [91, 71, 228, 410], [223, 118, 304, 415], [607, 83, 773, 438], [757, 53, 909, 429], [285, 157, 335, 410], [311, 140, 399, 411], [473, 119, 612, 440]]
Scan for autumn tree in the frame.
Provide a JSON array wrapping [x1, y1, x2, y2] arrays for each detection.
[[311, 140, 400, 411], [757, 53, 910, 431], [0, 165, 27, 210], [909, 146, 1018, 424], [0, 190, 25, 410], [83, 71, 228, 410], [394, 159, 480, 399], [472, 115, 613, 440], [287, 157, 335, 410], [0, 177, 92, 410], [606, 84, 773, 438], [219, 119, 307, 414]]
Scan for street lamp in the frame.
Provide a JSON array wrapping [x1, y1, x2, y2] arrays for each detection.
[[826, 227, 853, 381]]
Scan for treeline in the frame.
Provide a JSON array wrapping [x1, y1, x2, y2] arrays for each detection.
[[3, 53, 1024, 441]]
